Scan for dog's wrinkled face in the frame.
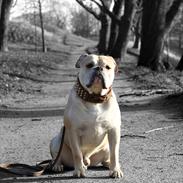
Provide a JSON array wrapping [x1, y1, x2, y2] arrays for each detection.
[[76, 54, 117, 95]]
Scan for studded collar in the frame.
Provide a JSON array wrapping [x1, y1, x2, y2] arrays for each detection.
[[74, 78, 112, 103]]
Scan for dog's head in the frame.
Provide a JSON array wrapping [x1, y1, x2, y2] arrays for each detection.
[[75, 54, 117, 95]]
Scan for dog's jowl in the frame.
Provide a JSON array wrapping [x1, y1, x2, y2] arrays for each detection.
[[50, 54, 123, 178]]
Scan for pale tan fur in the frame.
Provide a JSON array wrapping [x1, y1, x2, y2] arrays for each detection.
[[50, 54, 123, 178]]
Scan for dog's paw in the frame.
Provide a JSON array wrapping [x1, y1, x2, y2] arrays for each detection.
[[83, 157, 90, 167], [102, 160, 110, 168], [109, 167, 123, 178], [73, 164, 87, 178], [52, 163, 64, 172]]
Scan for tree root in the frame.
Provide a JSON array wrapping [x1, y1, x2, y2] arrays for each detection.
[[119, 89, 182, 97]]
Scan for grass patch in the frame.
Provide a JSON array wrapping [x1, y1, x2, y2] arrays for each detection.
[[0, 51, 67, 95], [124, 65, 183, 91]]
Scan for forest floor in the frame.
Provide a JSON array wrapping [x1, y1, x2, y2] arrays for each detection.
[[0, 35, 183, 183]]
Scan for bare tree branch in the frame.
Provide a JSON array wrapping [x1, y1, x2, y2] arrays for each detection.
[[136, 0, 143, 13], [76, 0, 121, 23], [75, 0, 101, 20], [98, 0, 121, 23], [90, 0, 103, 10], [11, 0, 17, 7], [165, 0, 183, 30]]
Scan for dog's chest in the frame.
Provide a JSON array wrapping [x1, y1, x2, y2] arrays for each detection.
[[77, 122, 105, 137], [70, 103, 111, 143], [77, 122, 107, 149], [73, 103, 111, 129]]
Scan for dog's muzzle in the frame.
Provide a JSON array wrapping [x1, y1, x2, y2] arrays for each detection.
[[86, 67, 107, 89]]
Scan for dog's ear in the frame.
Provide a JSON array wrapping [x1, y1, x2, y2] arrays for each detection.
[[109, 56, 118, 74], [106, 56, 118, 73], [75, 54, 88, 68], [115, 64, 119, 73]]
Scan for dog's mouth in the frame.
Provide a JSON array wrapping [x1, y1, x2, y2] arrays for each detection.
[[86, 73, 107, 89]]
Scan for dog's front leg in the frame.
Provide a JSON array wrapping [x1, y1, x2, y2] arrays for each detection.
[[68, 128, 87, 177], [108, 127, 123, 178]]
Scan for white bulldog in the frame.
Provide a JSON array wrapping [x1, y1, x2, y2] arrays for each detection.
[[50, 54, 123, 178]]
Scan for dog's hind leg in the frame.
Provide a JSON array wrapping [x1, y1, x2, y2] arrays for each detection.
[[50, 127, 74, 171], [50, 133, 61, 160]]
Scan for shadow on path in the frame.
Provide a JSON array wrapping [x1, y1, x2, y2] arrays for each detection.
[[0, 94, 182, 121], [0, 107, 64, 118], [0, 166, 110, 183], [120, 94, 183, 121]]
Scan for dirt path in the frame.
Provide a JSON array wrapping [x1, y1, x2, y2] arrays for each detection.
[[0, 41, 183, 182]]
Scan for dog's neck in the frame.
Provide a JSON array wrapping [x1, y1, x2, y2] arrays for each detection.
[[75, 78, 112, 103]]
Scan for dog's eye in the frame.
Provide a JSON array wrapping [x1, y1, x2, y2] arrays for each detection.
[[86, 63, 94, 68], [106, 65, 111, 70]]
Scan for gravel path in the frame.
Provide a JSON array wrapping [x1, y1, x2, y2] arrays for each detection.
[[0, 41, 183, 182]]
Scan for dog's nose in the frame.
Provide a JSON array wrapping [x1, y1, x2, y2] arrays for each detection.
[[96, 66, 103, 71]]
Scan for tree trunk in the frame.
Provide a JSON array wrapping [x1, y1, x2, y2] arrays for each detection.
[[75, 0, 112, 55], [0, 0, 2, 15], [138, 0, 168, 71], [133, 33, 140, 49], [138, 31, 167, 70], [110, 0, 137, 61], [108, 20, 119, 54], [110, 20, 129, 60], [132, 14, 141, 49], [176, 55, 183, 71], [138, 0, 183, 71], [107, 0, 123, 54], [38, 0, 46, 52], [97, 12, 109, 54], [0, 0, 13, 52]]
